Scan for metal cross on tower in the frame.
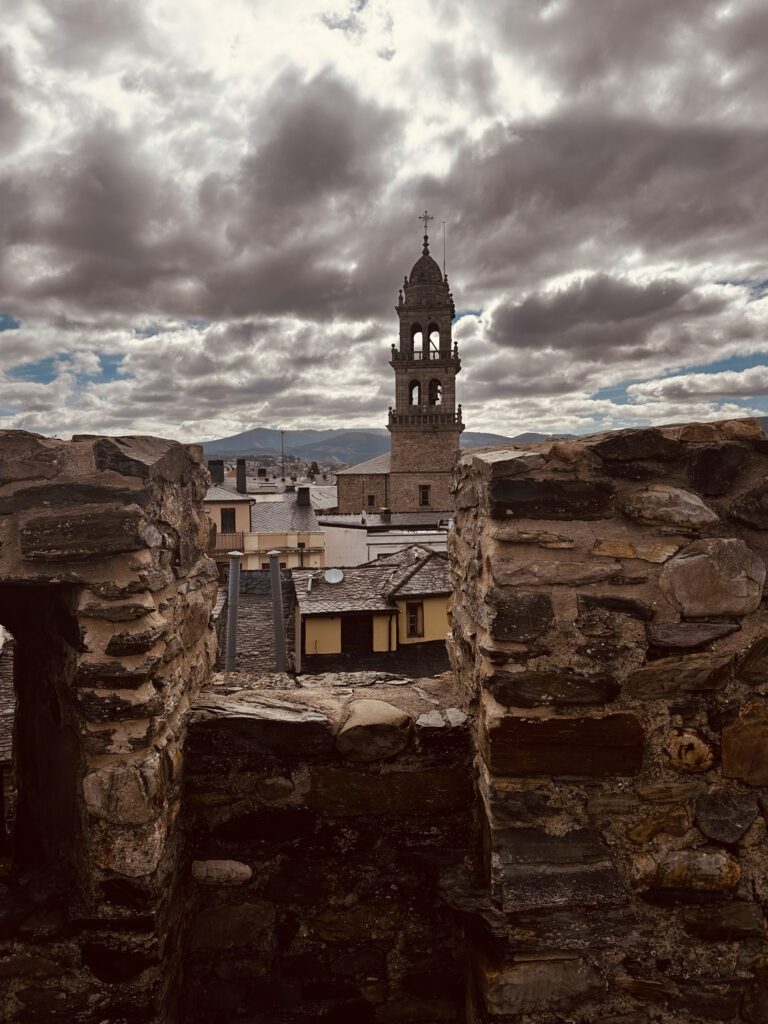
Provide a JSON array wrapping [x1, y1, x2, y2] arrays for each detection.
[[419, 209, 433, 235]]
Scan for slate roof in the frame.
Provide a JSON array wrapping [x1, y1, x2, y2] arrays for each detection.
[[335, 452, 391, 476], [309, 486, 338, 511], [204, 485, 253, 503], [294, 544, 450, 616], [250, 495, 319, 533]]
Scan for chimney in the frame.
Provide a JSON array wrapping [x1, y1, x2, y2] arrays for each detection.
[[207, 459, 224, 485], [297, 486, 311, 507], [236, 458, 247, 494], [380, 507, 392, 522]]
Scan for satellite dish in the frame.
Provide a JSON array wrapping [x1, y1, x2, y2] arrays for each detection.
[[324, 568, 344, 584]]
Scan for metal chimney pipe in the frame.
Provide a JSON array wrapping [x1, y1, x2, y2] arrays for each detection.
[[268, 549, 287, 673], [224, 550, 243, 671]]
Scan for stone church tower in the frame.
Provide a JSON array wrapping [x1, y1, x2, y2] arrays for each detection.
[[387, 215, 464, 511], [335, 213, 464, 515]]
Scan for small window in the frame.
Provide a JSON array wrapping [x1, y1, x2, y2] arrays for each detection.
[[298, 541, 306, 549], [367, 494, 376, 507], [220, 508, 236, 532], [406, 602, 424, 638], [419, 485, 431, 507]]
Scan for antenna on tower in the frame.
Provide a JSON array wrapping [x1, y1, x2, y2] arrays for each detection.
[[442, 220, 446, 276]]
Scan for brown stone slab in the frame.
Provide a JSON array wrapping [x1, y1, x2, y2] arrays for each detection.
[[647, 621, 740, 650], [489, 478, 615, 521], [20, 506, 150, 560], [308, 766, 471, 816], [627, 653, 732, 699], [481, 696, 644, 777]]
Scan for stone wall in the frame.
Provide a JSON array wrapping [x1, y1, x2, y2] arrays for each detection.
[[449, 419, 768, 1022], [0, 431, 218, 1024], [336, 473, 389, 515], [181, 671, 472, 1023]]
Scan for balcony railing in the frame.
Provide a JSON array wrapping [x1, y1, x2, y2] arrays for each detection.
[[211, 531, 244, 557], [388, 408, 463, 427], [390, 344, 460, 363]]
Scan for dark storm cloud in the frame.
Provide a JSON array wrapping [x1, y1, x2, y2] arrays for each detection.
[[0, 47, 29, 155]]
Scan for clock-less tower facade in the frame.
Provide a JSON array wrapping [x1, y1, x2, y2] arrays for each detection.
[[387, 217, 464, 512]]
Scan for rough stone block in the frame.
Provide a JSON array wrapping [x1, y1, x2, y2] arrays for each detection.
[[695, 788, 758, 843], [634, 848, 740, 894], [189, 902, 275, 951], [336, 699, 413, 762], [577, 593, 653, 621], [308, 767, 470, 817], [722, 702, 768, 785], [691, 444, 750, 495], [627, 653, 732, 698], [189, 694, 334, 757], [20, 505, 152, 560], [477, 956, 604, 1016], [489, 478, 615, 521], [660, 538, 766, 617], [486, 589, 554, 642], [731, 480, 768, 530], [481, 696, 644, 776], [592, 428, 683, 463], [682, 902, 766, 940], [647, 621, 740, 650], [191, 860, 253, 885], [620, 484, 718, 527], [486, 668, 619, 708]]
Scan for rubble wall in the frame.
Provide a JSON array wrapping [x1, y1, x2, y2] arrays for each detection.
[[181, 674, 473, 1023], [449, 418, 768, 1023], [0, 431, 219, 1024]]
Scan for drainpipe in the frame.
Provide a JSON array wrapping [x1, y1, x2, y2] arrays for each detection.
[[224, 550, 243, 671], [268, 549, 288, 673]]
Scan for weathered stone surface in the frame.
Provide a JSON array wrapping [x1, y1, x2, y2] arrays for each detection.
[[336, 699, 412, 762], [486, 668, 619, 708], [104, 618, 168, 656], [482, 699, 644, 777], [191, 860, 253, 885], [627, 653, 732, 699], [478, 957, 604, 1016], [189, 694, 334, 756], [489, 526, 575, 548], [20, 505, 153, 560], [491, 558, 623, 587], [682, 902, 765, 940], [695, 788, 759, 843], [691, 443, 750, 496], [737, 636, 768, 685], [638, 848, 741, 893], [722, 703, 768, 785], [82, 758, 160, 825], [487, 590, 554, 642], [742, 961, 768, 1024], [647, 621, 740, 650], [75, 655, 162, 688], [577, 593, 653, 621], [189, 902, 275, 951], [626, 806, 689, 844], [472, 448, 546, 476], [731, 480, 768, 530], [592, 428, 683, 463], [660, 538, 766, 617], [637, 780, 706, 802], [489, 478, 615, 521], [78, 590, 157, 622], [0, 481, 147, 514], [592, 538, 680, 562], [93, 435, 185, 479], [620, 484, 718, 527], [308, 767, 470, 816], [663, 728, 715, 773], [0, 430, 59, 483]]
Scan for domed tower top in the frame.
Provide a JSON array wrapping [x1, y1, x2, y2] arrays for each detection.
[[400, 211, 454, 316]]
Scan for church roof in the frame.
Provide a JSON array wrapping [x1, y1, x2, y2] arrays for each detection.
[[409, 249, 444, 286], [335, 452, 391, 476]]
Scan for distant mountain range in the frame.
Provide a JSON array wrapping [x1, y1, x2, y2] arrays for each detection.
[[200, 426, 573, 464]]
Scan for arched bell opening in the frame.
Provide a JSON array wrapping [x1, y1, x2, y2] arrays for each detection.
[[409, 380, 422, 406], [428, 379, 442, 406]]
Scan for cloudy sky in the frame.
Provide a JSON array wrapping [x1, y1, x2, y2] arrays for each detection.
[[2, 0, 768, 442]]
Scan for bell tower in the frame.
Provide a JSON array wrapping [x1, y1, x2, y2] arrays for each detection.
[[387, 211, 464, 512]]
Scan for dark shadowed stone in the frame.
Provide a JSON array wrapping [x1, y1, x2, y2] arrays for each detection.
[[78, 688, 164, 723], [592, 428, 683, 462], [0, 482, 148, 514], [20, 506, 150, 560], [489, 590, 554, 642], [494, 826, 608, 865], [189, 694, 334, 756], [576, 641, 633, 663], [742, 965, 768, 1024], [75, 656, 161, 688], [731, 480, 768, 530], [479, 956, 605, 1015], [577, 593, 653, 621], [81, 942, 156, 983], [691, 444, 750, 496], [0, 430, 59, 483], [683, 902, 765, 940], [738, 636, 768, 685], [189, 902, 275, 951], [647, 621, 740, 650], [308, 767, 470, 817], [627, 653, 732, 699], [487, 668, 619, 708], [212, 808, 315, 842], [489, 478, 615, 521], [483, 786, 555, 824], [695, 788, 758, 843], [599, 461, 664, 480], [722, 703, 768, 786], [93, 436, 184, 480], [671, 983, 744, 1021], [483, 705, 644, 777]]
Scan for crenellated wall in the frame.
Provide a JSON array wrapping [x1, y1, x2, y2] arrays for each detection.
[[0, 431, 219, 1024], [449, 418, 768, 1023]]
